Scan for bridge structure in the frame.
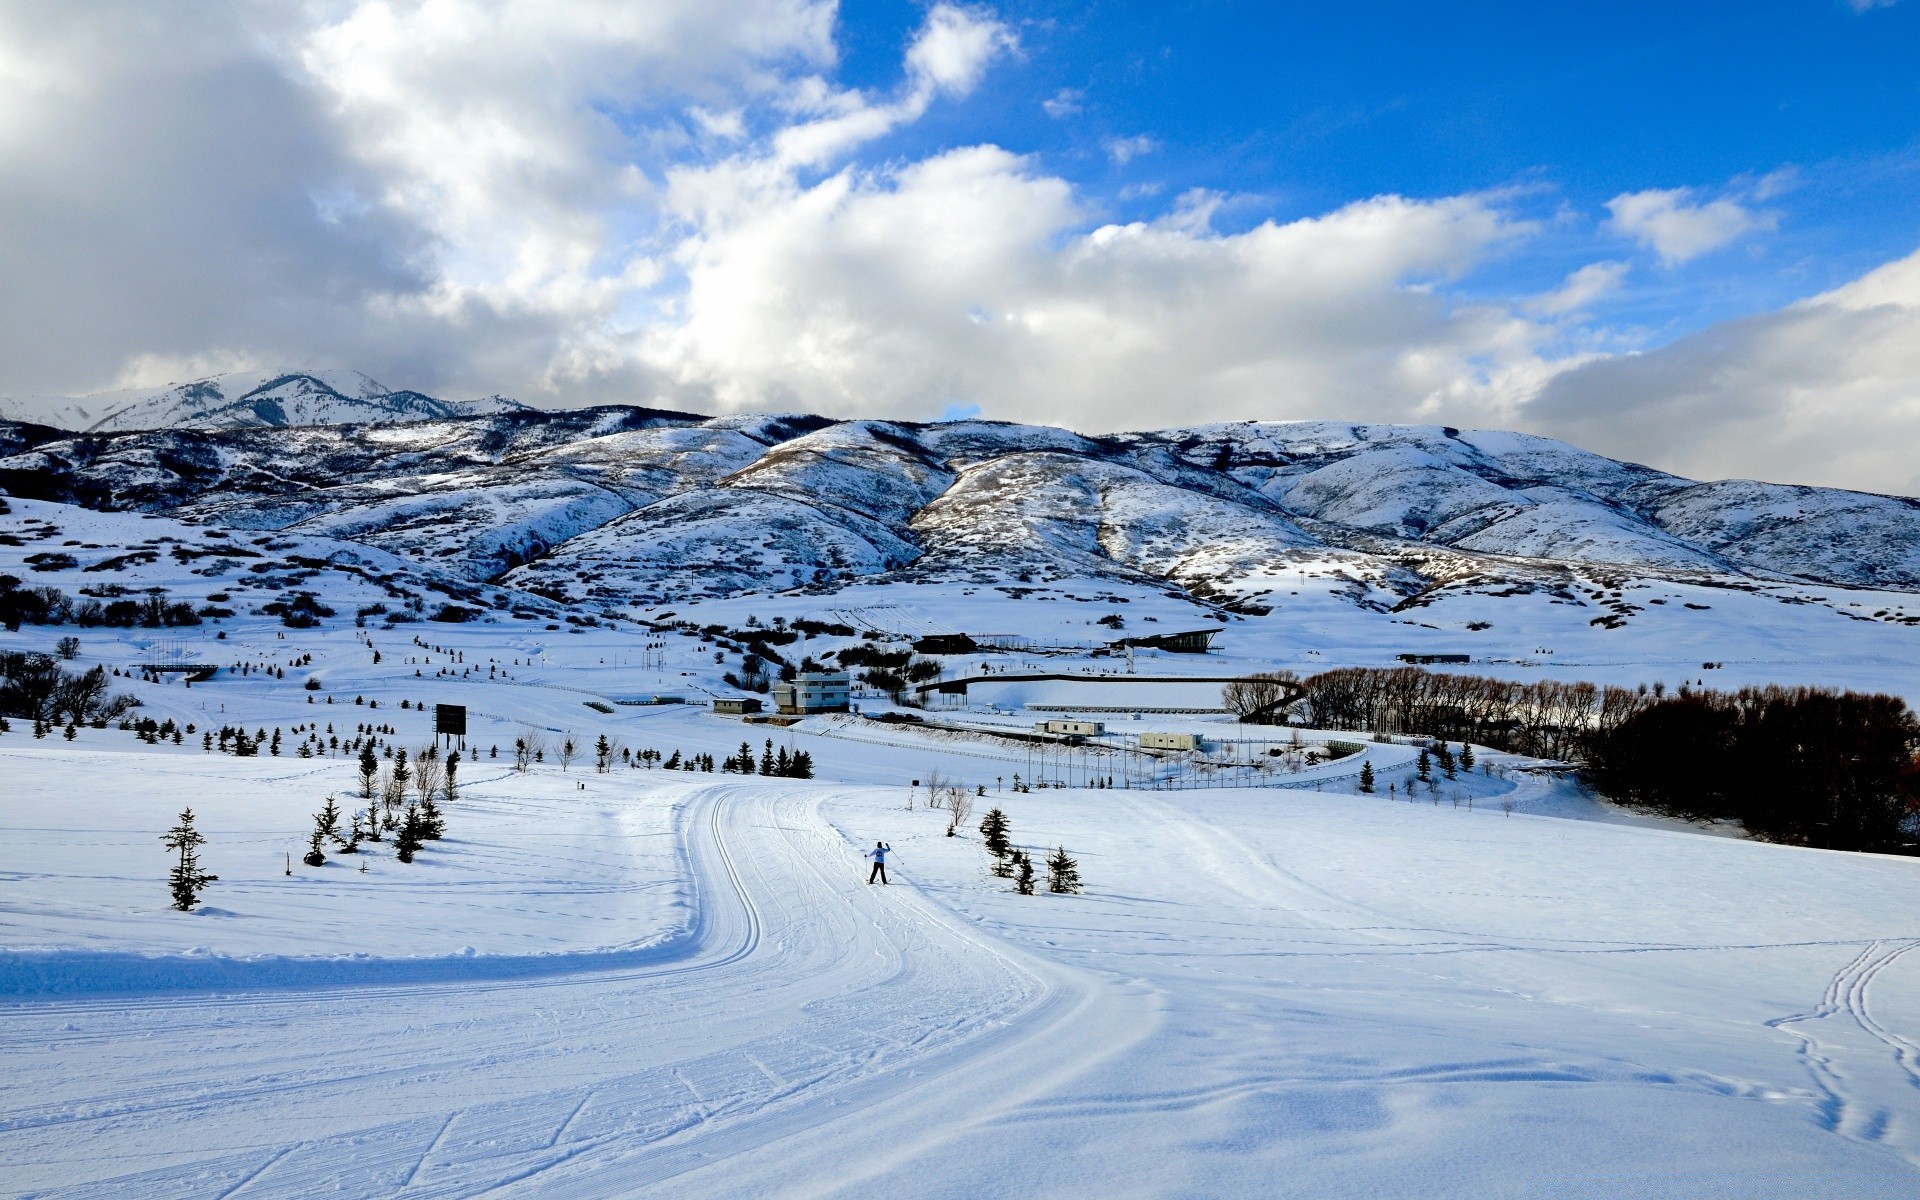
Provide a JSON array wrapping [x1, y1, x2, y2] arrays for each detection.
[[912, 669, 1305, 720]]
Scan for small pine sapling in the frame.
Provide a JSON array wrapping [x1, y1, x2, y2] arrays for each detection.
[[1417, 748, 1431, 781], [302, 826, 327, 868], [162, 808, 217, 911], [395, 804, 423, 863], [1045, 846, 1081, 894], [1459, 743, 1475, 771], [1358, 760, 1375, 793], [358, 743, 379, 798], [419, 791, 445, 840], [1012, 850, 1036, 895]]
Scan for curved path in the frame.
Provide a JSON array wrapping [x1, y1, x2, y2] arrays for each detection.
[[1, 783, 1147, 1198]]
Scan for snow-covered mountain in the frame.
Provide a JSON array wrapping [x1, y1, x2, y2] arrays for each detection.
[[0, 370, 528, 433], [4, 404, 1920, 615]]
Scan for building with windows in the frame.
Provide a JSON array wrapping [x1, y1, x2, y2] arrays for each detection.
[[771, 671, 851, 715]]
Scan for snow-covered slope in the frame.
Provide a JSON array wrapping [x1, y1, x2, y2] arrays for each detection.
[[5, 406, 1920, 628], [0, 370, 528, 432]]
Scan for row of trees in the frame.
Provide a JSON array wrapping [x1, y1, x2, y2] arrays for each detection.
[[721, 740, 815, 777], [1286, 666, 1644, 762], [1266, 666, 1919, 854], [0, 577, 200, 631], [1586, 686, 1920, 853]]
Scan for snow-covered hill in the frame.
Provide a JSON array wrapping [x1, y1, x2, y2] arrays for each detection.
[[5, 403, 1920, 654], [0, 370, 529, 433]]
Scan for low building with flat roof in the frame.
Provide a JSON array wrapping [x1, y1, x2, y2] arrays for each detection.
[[713, 697, 764, 716]]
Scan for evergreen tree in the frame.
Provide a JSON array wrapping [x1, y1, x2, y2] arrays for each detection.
[[444, 752, 459, 802], [395, 803, 422, 863], [759, 739, 774, 776], [1417, 748, 1431, 781], [302, 826, 327, 868], [1459, 743, 1475, 771], [386, 748, 411, 827], [1012, 849, 1036, 895], [790, 750, 814, 779], [595, 734, 611, 773], [1358, 760, 1375, 793], [664, 750, 681, 770], [979, 808, 1011, 864], [314, 795, 342, 846], [358, 743, 379, 798], [1045, 846, 1081, 894], [161, 808, 217, 911], [1435, 742, 1456, 779], [419, 792, 445, 840], [775, 746, 790, 776]]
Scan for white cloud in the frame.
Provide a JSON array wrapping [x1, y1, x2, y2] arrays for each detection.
[[1529, 261, 1628, 315], [642, 140, 1545, 430], [1106, 134, 1158, 165], [904, 4, 1017, 95], [1525, 246, 1920, 494], [1042, 87, 1083, 118], [1605, 186, 1776, 264]]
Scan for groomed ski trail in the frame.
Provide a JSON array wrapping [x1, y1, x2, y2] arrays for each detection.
[[0, 782, 1150, 1198]]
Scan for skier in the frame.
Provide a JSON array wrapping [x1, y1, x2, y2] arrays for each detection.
[[865, 841, 891, 885]]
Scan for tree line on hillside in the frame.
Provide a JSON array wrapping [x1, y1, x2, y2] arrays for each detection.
[[0, 576, 201, 630], [0, 649, 138, 727], [1249, 666, 1920, 854]]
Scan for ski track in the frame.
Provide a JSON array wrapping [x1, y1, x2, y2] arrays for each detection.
[[1767, 938, 1920, 1162], [0, 783, 1144, 1198]]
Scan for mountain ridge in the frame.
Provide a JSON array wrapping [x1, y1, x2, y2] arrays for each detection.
[[3, 401, 1918, 619]]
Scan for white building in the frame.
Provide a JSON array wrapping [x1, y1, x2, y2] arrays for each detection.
[[772, 671, 851, 715]]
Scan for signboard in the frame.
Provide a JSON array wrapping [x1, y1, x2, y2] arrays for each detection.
[[435, 703, 467, 736]]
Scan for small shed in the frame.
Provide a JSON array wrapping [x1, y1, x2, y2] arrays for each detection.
[[713, 697, 764, 716]]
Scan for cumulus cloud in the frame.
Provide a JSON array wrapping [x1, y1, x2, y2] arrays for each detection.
[[1106, 134, 1158, 164], [0, 0, 837, 399], [643, 140, 1545, 429], [1525, 247, 1920, 494], [1605, 186, 1777, 264]]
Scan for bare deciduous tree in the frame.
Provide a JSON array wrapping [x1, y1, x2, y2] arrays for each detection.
[[944, 786, 974, 837], [413, 751, 444, 809], [514, 728, 547, 773]]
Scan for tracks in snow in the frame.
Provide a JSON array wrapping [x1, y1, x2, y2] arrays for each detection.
[[1767, 938, 1920, 1162], [1, 783, 1142, 1198]]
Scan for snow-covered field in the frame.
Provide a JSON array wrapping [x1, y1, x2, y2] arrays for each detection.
[[4, 617, 1920, 1197], [4, 448, 1920, 1196]]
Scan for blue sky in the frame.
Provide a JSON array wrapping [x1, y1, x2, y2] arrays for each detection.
[[832, 0, 1920, 341], [3, 0, 1919, 492]]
